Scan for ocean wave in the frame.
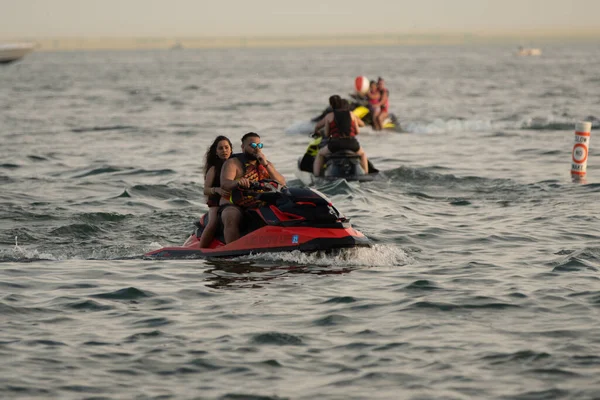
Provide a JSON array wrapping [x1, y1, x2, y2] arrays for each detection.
[[76, 212, 130, 223], [71, 125, 136, 133], [127, 184, 200, 200], [0, 163, 21, 169], [72, 165, 127, 178], [113, 168, 176, 177]]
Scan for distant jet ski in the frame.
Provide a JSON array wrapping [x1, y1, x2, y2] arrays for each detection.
[[311, 75, 400, 131], [145, 180, 371, 259]]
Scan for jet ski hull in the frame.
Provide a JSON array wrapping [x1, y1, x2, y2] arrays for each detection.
[[144, 185, 371, 259], [145, 224, 370, 259], [351, 105, 398, 130], [297, 137, 380, 183]]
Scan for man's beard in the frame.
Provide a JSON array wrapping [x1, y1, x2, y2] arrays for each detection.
[[244, 151, 258, 161]]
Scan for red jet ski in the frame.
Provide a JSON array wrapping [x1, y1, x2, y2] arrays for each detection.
[[144, 180, 371, 258]]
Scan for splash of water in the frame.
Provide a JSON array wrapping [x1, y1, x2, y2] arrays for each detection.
[[0, 236, 57, 261], [240, 244, 409, 267], [285, 120, 316, 135]]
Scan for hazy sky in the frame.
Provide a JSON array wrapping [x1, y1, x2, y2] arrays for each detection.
[[1, 0, 598, 37]]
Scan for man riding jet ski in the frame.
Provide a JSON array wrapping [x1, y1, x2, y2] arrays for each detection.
[[219, 132, 287, 245], [144, 180, 371, 258], [145, 132, 370, 258]]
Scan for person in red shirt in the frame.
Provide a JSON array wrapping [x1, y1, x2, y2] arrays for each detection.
[[375, 77, 390, 131]]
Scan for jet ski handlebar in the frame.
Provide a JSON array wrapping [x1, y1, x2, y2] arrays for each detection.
[[238, 179, 285, 205], [248, 179, 285, 193]]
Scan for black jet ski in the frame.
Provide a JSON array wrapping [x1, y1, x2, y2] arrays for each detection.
[[297, 136, 380, 183], [144, 180, 371, 259]]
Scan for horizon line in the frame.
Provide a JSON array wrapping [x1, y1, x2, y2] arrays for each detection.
[[3, 29, 599, 51]]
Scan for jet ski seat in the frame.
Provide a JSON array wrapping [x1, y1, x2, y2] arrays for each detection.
[[328, 150, 360, 159]]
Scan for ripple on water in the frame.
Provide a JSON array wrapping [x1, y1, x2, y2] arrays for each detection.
[[249, 332, 303, 346], [125, 330, 163, 343], [71, 125, 136, 133], [23, 339, 66, 347], [480, 350, 551, 366], [406, 299, 520, 312], [0, 163, 20, 169], [49, 223, 105, 237], [221, 394, 289, 400], [27, 155, 48, 162], [131, 317, 172, 328], [67, 299, 114, 312], [90, 287, 153, 300], [72, 166, 124, 178], [0, 303, 55, 315], [322, 296, 357, 304], [506, 388, 570, 400], [312, 314, 351, 326], [328, 371, 420, 388], [403, 279, 441, 291], [78, 212, 130, 223]]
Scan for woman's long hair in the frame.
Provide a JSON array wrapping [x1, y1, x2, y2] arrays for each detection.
[[203, 135, 232, 176]]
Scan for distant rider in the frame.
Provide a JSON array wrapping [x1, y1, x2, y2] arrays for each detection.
[[313, 94, 364, 137], [313, 98, 369, 176], [375, 77, 390, 131], [366, 80, 382, 130], [219, 132, 286, 244]]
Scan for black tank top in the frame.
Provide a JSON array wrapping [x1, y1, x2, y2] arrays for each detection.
[[207, 158, 225, 205]]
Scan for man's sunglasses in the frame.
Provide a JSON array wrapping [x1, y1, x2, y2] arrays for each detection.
[[250, 142, 264, 149]]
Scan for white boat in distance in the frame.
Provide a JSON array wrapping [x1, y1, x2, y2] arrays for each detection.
[[0, 43, 35, 64], [517, 46, 542, 56]]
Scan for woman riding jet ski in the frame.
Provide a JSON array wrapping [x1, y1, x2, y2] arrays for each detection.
[[144, 180, 371, 258]]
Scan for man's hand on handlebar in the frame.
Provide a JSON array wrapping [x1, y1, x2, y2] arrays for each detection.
[[237, 177, 251, 188]]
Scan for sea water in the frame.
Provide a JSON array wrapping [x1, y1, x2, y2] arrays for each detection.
[[1, 44, 599, 399]]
